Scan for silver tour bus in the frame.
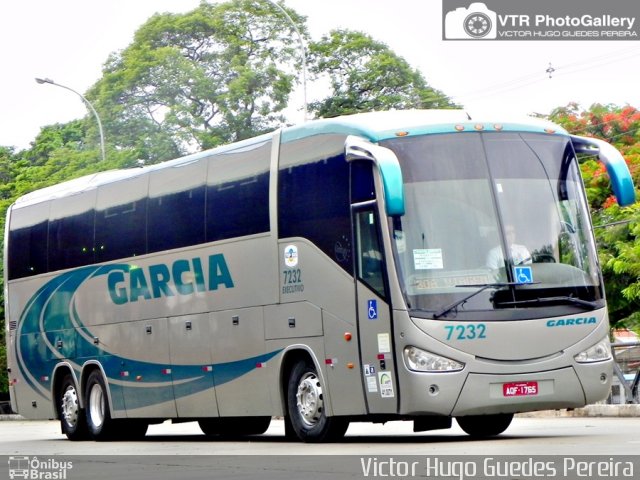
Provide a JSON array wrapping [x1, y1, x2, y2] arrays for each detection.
[[4, 110, 635, 442]]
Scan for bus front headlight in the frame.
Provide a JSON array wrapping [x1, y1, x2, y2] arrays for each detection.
[[403, 346, 465, 372], [574, 339, 612, 363]]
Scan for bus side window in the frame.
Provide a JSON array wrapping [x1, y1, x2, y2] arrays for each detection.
[[8, 208, 49, 280], [278, 134, 353, 274], [95, 175, 149, 262], [356, 209, 386, 298], [351, 160, 375, 203], [206, 140, 271, 242]]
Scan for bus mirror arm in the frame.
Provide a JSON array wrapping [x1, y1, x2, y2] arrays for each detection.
[[571, 135, 636, 207], [345, 136, 405, 216]]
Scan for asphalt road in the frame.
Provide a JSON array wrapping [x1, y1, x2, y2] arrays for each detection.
[[1, 417, 638, 479]]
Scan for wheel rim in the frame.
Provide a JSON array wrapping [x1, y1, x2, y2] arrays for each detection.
[[88, 383, 105, 429], [295, 371, 324, 427], [61, 385, 79, 427]]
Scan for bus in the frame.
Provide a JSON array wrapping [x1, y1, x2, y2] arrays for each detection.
[[4, 110, 635, 442]]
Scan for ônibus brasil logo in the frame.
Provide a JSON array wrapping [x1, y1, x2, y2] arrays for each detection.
[[8, 456, 73, 480]]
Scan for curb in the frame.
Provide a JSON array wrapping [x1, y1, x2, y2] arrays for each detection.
[[516, 404, 640, 417], [0, 415, 25, 421]]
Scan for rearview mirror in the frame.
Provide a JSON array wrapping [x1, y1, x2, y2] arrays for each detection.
[[571, 135, 635, 206]]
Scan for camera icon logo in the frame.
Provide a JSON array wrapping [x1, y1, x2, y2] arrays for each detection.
[[445, 2, 497, 39]]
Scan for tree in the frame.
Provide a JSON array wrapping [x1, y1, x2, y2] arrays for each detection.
[[308, 29, 456, 117], [88, 0, 308, 163], [21, 120, 88, 167]]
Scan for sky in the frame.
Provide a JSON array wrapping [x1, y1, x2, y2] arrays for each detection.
[[1, 0, 640, 150]]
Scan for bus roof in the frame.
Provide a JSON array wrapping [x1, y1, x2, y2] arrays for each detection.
[[280, 109, 569, 143], [11, 110, 568, 209]]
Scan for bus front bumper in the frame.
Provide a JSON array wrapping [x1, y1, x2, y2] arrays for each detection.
[[399, 361, 613, 417]]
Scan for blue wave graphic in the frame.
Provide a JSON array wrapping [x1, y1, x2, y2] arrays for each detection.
[[16, 265, 281, 409]]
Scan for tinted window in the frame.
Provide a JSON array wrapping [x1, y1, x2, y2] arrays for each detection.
[[95, 175, 148, 262], [278, 134, 352, 273], [8, 202, 49, 280], [48, 190, 96, 272], [48, 211, 95, 271], [351, 160, 376, 203], [148, 187, 206, 252], [148, 159, 207, 253], [206, 140, 271, 242]]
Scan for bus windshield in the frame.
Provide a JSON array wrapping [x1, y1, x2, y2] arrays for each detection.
[[382, 131, 604, 320]]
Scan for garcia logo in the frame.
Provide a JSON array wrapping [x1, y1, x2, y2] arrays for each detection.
[[108, 254, 234, 305], [546, 317, 597, 327], [445, 2, 497, 39]]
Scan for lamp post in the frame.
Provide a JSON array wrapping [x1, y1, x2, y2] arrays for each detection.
[[35, 77, 107, 162], [264, 0, 308, 121]]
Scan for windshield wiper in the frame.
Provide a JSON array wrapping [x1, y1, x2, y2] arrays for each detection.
[[432, 283, 522, 319], [494, 295, 599, 310]]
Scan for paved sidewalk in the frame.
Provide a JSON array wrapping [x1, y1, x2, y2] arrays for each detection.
[[517, 404, 640, 417]]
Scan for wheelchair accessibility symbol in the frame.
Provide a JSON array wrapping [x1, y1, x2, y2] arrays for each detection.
[[368, 300, 378, 320], [514, 266, 533, 284]]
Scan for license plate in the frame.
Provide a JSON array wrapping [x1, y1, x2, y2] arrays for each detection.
[[503, 381, 538, 397]]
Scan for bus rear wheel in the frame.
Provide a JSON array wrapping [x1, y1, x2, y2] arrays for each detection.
[[456, 413, 514, 438], [85, 370, 118, 440], [286, 360, 349, 443], [58, 374, 90, 441]]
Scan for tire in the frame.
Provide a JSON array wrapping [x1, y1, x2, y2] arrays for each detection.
[[58, 374, 90, 441], [198, 417, 271, 437], [286, 360, 349, 443], [84, 370, 118, 440], [456, 413, 514, 438]]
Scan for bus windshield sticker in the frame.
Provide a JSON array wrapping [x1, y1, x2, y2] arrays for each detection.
[[284, 245, 298, 267], [378, 372, 395, 398], [413, 248, 444, 270], [514, 265, 533, 284]]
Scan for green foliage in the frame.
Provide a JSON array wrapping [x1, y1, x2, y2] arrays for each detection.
[[88, 0, 307, 163], [308, 29, 457, 117]]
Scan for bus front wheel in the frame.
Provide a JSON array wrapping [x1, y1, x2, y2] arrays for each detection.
[[58, 374, 90, 441], [286, 360, 349, 442], [456, 413, 514, 438]]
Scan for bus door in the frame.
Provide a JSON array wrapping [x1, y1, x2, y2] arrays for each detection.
[[351, 163, 399, 414]]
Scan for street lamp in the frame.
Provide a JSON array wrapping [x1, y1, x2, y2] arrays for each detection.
[[35, 77, 106, 162], [264, 0, 308, 121]]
